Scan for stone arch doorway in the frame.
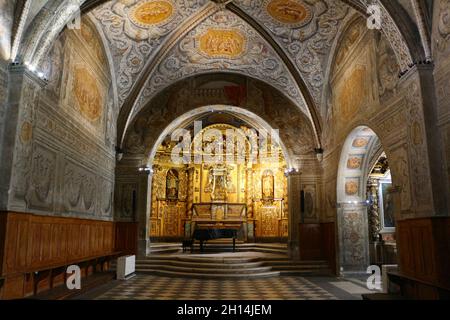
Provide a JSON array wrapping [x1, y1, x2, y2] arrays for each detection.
[[337, 125, 398, 274]]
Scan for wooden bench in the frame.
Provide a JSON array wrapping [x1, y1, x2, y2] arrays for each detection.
[[25, 251, 122, 297], [387, 271, 450, 300]]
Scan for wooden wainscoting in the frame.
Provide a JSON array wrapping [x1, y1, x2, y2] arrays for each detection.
[[0, 212, 138, 299], [115, 222, 138, 255], [299, 222, 337, 275], [396, 217, 450, 298]]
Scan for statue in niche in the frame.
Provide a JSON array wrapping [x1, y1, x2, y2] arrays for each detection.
[[166, 169, 179, 201], [262, 170, 275, 205], [204, 164, 234, 202]]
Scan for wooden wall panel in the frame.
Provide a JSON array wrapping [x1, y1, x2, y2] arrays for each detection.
[[298, 222, 337, 275], [397, 217, 450, 291], [0, 213, 6, 276], [299, 224, 322, 260], [321, 222, 337, 275], [115, 222, 138, 255], [0, 212, 123, 299]]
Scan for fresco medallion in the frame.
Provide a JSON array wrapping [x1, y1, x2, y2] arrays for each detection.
[[197, 29, 246, 59], [265, 0, 313, 28], [130, 0, 175, 27]]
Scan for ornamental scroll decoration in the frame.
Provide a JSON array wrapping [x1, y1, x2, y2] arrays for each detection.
[[134, 10, 308, 121], [93, 0, 209, 106]]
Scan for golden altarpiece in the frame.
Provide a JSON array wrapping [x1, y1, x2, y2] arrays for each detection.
[[149, 124, 289, 242]]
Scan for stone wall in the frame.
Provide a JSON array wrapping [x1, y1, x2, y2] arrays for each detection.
[[432, 0, 450, 213], [3, 17, 116, 221], [0, 59, 8, 166], [322, 16, 445, 271]]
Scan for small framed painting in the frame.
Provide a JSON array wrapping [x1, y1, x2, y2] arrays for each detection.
[[379, 179, 395, 232]]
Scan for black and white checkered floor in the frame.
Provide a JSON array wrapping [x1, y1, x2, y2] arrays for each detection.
[[79, 275, 373, 300]]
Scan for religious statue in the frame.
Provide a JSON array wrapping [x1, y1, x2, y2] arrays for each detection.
[[166, 169, 179, 200], [204, 164, 235, 203], [262, 170, 275, 205]]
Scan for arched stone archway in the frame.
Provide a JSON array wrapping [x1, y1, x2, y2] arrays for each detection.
[[336, 125, 398, 273], [116, 102, 314, 257]]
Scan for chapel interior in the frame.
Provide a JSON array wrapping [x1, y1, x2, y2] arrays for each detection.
[[0, 0, 449, 300]]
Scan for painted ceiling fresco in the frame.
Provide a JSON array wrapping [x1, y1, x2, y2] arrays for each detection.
[[11, 0, 417, 149], [90, 0, 333, 139], [234, 0, 349, 107], [92, 0, 210, 105], [132, 9, 310, 121]]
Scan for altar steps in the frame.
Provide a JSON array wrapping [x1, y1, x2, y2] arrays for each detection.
[[148, 242, 288, 255], [128, 255, 331, 279]]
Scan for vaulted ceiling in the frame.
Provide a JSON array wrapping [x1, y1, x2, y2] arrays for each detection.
[[1, 0, 431, 150]]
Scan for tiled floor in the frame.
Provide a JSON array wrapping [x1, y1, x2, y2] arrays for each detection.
[[79, 274, 372, 300]]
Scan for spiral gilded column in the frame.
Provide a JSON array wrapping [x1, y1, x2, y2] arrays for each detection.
[[187, 167, 195, 219]]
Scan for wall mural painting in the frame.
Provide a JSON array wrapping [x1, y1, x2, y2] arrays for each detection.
[[73, 66, 104, 122], [337, 66, 366, 119]]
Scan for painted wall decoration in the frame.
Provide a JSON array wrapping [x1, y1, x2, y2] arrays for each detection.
[[197, 29, 246, 59], [265, 0, 313, 27], [73, 66, 104, 122], [134, 10, 308, 121], [236, 0, 349, 106], [334, 18, 366, 70], [345, 179, 359, 196], [130, 0, 175, 27], [436, 0, 450, 54], [352, 137, 369, 148], [0, 0, 14, 60], [336, 66, 366, 119], [376, 34, 400, 99], [126, 76, 316, 159], [347, 155, 363, 170], [340, 210, 367, 267], [93, 0, 208, 105]]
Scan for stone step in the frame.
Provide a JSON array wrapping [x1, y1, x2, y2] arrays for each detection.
[[264, 260, 329, 266], [278, 269, 332, 276], [269, 264, 329, 270], [136, 264, 273, 274], [136, 260, 265, 269], [136, 269, 281, 279], [148, 248, 181, 254], [142, 256, 259, 264]]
